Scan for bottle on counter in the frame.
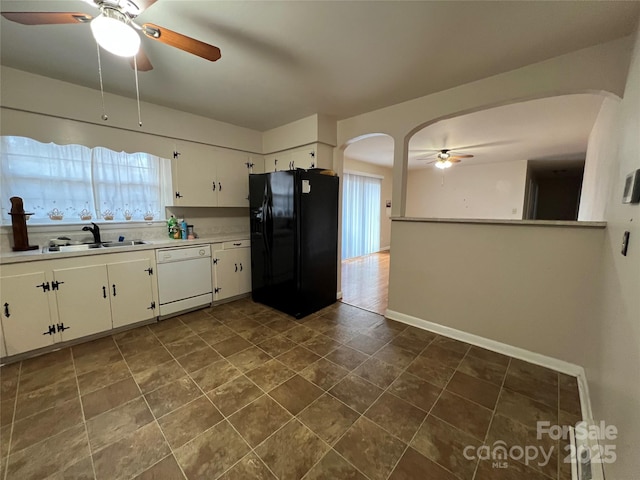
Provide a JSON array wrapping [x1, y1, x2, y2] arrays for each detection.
[[167, 215, 178, 239], [180, 219, 188, 240]]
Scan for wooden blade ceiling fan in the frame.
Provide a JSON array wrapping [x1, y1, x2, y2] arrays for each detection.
[[416, 149, 474, 169], [1, 0, 222, 72]]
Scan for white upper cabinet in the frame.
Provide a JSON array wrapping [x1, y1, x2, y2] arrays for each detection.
[[172, 143, 256, 207], [264, 143, 332, 173], [290, 146, 317, 170], [264, 151, 291, 173], [172, 142, 218, 206]]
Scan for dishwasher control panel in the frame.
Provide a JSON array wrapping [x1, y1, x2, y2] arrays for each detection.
[[156, 245, 211, 263]]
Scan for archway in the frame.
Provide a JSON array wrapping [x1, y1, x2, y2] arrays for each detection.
[[339, 133, 394, 315]]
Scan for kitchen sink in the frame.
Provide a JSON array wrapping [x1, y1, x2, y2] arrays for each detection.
[[101, 240, 150, 247], [47, 243, 102, 252], [46, 240, 150, 252]]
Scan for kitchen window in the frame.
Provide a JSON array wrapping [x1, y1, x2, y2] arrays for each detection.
[[0, 136, 172, 224]]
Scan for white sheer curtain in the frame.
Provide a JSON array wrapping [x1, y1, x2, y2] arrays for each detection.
[[92, 147, 172, 221], [1, 136, 171, 224], [342, 172, 381, 260]]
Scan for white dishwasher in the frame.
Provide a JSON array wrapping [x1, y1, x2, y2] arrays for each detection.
[[156, 245, 213, 317]]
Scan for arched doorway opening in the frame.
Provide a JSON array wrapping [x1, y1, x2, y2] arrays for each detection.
[[340, 133, 393, 315]]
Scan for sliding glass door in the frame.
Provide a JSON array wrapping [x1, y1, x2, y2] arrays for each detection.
[[342, 172, 381, 259]]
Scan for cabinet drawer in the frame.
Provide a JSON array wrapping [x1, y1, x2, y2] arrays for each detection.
[[224, 240, 250, 249]]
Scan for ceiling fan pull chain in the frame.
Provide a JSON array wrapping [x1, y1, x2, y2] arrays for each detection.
[[134, 56, 142, 127], [96, 43, 108, 121]]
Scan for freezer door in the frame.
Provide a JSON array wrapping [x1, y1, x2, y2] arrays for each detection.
[[249, 172, 297, 310]]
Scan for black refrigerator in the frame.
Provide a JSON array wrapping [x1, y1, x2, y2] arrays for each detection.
[[249, 170, 339, 318]]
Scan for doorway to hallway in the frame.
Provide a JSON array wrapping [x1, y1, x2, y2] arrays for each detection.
[[341, 251, 389, 315]]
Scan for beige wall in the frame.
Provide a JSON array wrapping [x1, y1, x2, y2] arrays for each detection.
[[585, 19, 640, 478], [262, 113, 338, 154], [579, 97, 621, 221], [0, 67, 262, 153], [387, 220, 604, 362], [406, 160, 528, 220], [343, 157, 393, 250]]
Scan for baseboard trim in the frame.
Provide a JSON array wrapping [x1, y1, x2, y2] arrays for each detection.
[[385, 309, 593, 420]]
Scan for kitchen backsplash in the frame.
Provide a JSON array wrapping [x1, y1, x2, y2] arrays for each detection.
[[0, 207, 250, 252]]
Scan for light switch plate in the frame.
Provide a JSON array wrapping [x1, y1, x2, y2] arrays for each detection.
[[621, 231, 630, 256], [622, 169, 640, 204]]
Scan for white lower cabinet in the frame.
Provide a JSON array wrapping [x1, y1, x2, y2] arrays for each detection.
[[0, 272, 56, 356], [53, 264, 113, 342], [212, 241, 252, 301], [107, 259, 156, 329], [0, 250, 158, 358]]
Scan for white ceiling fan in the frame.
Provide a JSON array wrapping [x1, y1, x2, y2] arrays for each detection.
[[1, 0, 222, 72], [415, 149, 474, 169]]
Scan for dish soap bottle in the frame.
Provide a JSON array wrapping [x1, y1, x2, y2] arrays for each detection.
[[180, 219, 188, 240], [167, 215, 178, 239]]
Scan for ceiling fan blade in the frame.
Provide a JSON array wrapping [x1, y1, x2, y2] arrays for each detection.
[[1, 12, 92, 25], [450, 154, 474, 159], [142, 23, 221, 61], [129, 48, 153, 71], [450, 158, 462, 163]]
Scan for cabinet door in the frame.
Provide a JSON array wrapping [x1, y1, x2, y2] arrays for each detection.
[[268, 151, 292, 171], [53, 265, 112, 341], [213, 248, 240, 300], [235, 248, 252, 295], [291, 147, 316, 170], [264, 154, 278, 173], [173, 143, 218, 206], [249, 155, 265, 174], [217, 150, 251, 207], [107, 259, 155, 329], [0, 273, 56, 356]]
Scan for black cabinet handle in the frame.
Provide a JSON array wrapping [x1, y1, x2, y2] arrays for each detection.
[[112, 284, 117, 297], [212, 181, 216, 191], [103, 286, 107, 298], [235, 263, 238, 272], [42, 325, 55, 336], [239, 263, 243, 272], [175, 191, 183, 198], [219, 182, 222, 191], [3, 303, 9, 318]]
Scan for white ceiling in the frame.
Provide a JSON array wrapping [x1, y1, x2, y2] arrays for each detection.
[[344, 93, 606, 170], [1, 1, 638, 131]]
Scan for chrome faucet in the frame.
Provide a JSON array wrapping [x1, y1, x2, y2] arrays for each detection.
[[82, 222, 101, 243]]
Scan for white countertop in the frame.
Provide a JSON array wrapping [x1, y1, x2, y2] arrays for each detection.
[[391, 217, 607, 228], [0, 234, 250, 265]]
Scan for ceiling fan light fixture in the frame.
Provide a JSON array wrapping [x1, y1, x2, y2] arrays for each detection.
[[435, 160, 452, 169], [90, 8, 140, 57]]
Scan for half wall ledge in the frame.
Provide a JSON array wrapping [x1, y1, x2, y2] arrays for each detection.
[[391, 217, 607, 229]]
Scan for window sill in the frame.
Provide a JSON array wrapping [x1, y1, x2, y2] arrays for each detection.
[[0, 220, 166, 234]]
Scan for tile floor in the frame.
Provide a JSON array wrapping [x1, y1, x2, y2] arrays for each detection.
[[0, 299, 582, 480]]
